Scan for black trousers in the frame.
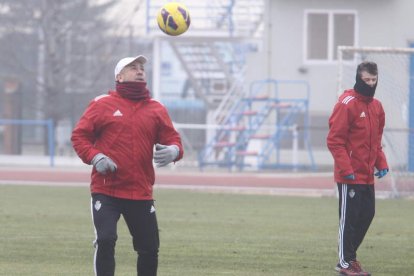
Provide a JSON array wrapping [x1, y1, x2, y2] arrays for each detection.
[[337, 183, 375, 268], [91, 193, 160, 276]]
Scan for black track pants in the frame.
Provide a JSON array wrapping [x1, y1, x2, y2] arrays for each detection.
[[91, 193, 160, 276], [337, 183, 375, 268]]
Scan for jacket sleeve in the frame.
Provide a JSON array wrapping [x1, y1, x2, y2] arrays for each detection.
[[326, 102, 354, 176], [71, 101, 102, 164], [156, 106, 184, 162], [375, 103, 388, 170]]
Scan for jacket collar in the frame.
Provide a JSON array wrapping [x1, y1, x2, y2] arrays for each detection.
[[350, 89, 373, 103]]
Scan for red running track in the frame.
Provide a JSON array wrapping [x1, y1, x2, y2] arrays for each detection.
[[0, 167, 398, 197]]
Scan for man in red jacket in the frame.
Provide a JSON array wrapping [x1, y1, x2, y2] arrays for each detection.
[[71, 55, 183, 276], [327, 61, 388, 276]]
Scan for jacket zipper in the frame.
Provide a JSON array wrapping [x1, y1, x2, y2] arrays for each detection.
[[367, 103, 372, 177]]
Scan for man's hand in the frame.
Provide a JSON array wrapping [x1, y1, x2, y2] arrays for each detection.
[[91, 153, 117, 175], [344, 174, 355, 180], [154, 144, 179, 167], [374, 168, 389, 179]]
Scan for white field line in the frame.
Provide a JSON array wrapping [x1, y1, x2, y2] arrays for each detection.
[[0, 179, 335, 197], [0, 180, 400, 198]]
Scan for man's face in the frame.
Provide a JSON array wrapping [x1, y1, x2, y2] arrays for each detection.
[[360, 71, 377, 87], [116, 61, 146, 83]]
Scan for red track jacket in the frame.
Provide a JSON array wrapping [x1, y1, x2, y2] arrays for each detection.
[[327, 89, 388, 184], [71, 91, 183, 200]]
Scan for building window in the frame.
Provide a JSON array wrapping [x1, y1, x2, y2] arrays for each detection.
[[304, 10, 357, 63]]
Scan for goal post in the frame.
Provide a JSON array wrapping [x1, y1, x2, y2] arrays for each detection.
[[337, 46, 414, 197]]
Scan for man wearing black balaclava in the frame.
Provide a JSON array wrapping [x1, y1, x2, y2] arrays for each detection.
[[354, 62, 378, 97], [327, 61, 389, 276]]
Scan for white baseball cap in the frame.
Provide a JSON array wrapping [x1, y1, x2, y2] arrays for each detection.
[[114, 55, 147, 79]]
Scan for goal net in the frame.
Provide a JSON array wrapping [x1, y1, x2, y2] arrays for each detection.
[[337, 46, 414, 198]]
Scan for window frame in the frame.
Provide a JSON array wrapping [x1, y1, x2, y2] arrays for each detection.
[[303, 9, 358, 64]]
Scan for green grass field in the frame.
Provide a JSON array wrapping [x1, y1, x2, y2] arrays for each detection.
[[0, 185, 413, 276]]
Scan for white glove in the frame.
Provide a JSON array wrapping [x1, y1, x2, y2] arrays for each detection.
[[153, 144, 179, 167], [91, 153, 117, 175]]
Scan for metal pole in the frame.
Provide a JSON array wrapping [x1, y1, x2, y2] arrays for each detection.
[[152, 37, 161, 100], [337, 46, 344, 97], [409, 43, 414, 171], [292, 124, 298, 171], [48, 119, 55, 167], [265, 0, 272, 79]]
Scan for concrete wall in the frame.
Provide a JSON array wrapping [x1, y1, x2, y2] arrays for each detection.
[[244, 0, 414, 151], [254, 0, 413, 115]]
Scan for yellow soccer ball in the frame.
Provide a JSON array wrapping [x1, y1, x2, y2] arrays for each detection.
[[156, 2, 191, 36]]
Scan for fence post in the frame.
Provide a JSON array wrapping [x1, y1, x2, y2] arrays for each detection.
[[409, 44, 414, 172], [47, 119, 55, 167]]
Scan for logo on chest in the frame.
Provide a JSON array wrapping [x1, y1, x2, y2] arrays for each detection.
[[360, 111, 366, 118], [113, 109, 123, 117]]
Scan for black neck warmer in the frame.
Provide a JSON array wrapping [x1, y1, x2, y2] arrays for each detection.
[[353, 74, 377, 97]]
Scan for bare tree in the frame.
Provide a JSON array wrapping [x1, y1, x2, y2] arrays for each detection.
[[1, 0, 116, 118], [0, 0, 118, 153]]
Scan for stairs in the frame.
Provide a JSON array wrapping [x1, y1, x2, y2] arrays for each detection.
[[144, 1, 287, 171], [168, 39, 247, 109], [199, 79, 316, 171], [146, 0, 264, 112]]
